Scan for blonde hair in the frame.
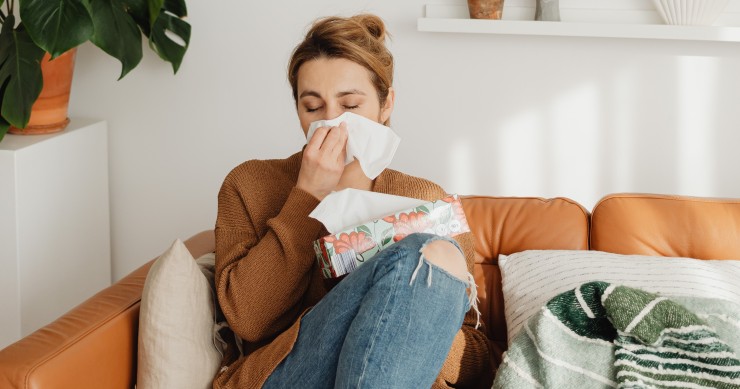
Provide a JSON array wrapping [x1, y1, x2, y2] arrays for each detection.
[[288, 14, 394, 110]]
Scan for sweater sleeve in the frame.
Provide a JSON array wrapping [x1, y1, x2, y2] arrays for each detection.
[[214, 169, 324, 343], [434, 231, 495, 389]]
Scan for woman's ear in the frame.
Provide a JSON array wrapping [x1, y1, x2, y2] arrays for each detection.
[[380, 87, 395, 125]]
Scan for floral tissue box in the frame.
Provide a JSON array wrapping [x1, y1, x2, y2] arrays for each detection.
[[313, 194, 470, 279]]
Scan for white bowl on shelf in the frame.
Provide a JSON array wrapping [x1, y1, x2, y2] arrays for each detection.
[[652, 0, 730, 25]]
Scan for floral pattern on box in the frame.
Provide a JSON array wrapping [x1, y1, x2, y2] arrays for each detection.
[[313, 194, 470, 279]]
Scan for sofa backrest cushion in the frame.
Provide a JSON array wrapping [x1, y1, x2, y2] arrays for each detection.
[[460, 196, 590, 343], [591, 194, 740, 259]]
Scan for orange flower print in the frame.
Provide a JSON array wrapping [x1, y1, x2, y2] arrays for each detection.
[[441, 196, 470, 232], [324, 231, 376, 254], [383, 211, 434, 242]]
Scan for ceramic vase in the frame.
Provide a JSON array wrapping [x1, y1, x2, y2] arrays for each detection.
[[652, 0, 730, 25], [536, 0, 561, 21]]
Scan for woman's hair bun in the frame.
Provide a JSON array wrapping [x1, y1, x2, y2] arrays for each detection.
[[352, 14, 387, 42], [288, 13, 395, 117]]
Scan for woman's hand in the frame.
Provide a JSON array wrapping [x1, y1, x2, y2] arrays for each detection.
[[297, 122, 348, 200]]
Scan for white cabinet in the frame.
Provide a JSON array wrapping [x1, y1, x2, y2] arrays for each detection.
[[0, 119, 111, 349]]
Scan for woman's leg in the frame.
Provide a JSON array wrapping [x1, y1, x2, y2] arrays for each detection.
[[262, 233, 472, 389]]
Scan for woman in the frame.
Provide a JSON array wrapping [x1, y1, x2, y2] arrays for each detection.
[[214, 14, 493, 388]]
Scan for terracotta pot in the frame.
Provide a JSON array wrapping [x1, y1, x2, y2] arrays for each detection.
[[9, 48, 77, 135], [468, 0, 505, 19]]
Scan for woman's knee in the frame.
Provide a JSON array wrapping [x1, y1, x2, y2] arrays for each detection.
[[381, 233, 468, 282], [420, 239, 468, 281]]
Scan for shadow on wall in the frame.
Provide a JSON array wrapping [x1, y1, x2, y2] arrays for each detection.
[[431, 38, 740, 209]]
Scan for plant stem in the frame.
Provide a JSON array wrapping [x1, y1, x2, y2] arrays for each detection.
[[7, 0, 13, 17], [0, 10, 5, 23]]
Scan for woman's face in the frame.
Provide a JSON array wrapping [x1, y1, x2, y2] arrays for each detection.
[[296, 57, 394, 136]]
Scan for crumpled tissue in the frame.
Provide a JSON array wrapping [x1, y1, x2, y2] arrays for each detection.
[[305, 112, 400, 180]]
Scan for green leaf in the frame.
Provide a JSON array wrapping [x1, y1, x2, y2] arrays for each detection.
[[356, 225, 372, 236], [0, 116, 9, 142], [382, 236, 392, 247], [163, 0, 186, 17], [415, 205, 430, 214], [120, 0, 150, 35], [148, 7, 189, 73], [89, 0, 142, 79], [0, 17, 45, 129], [19, 0, 94, 58], [147, 0, 163, 27]]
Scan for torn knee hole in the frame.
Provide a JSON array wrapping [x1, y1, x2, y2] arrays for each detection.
[[420, 241, 467, 281]]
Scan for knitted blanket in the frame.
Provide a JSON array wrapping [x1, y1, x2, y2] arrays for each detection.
[[493, 282, 740, 389]]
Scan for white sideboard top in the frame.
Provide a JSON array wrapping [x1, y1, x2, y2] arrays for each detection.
[[1, 118, 107, 152]]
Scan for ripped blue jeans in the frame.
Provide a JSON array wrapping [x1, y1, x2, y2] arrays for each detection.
[[263, 233, 477, 389]]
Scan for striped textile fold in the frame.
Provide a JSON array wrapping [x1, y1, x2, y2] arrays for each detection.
[[493, 282, 740, 389]]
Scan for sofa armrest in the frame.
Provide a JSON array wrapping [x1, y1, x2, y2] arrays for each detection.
[[0, 261, 151, 389], [0, 231, 215, 389], [185, 230, 216, 259]]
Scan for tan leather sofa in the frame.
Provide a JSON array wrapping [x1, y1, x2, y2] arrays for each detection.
[[2, 193, 740, 388]]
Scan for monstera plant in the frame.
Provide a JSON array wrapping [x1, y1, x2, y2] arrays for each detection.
[[0, 0, 191, 140]]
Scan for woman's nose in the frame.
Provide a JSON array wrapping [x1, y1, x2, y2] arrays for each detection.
[[325, 103, 343, 120]]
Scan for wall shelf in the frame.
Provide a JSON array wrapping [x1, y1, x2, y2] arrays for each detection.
[[418, 2, 740, 42], [418, 18, 740, 42]]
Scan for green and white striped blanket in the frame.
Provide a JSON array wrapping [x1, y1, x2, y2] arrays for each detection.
[[493, 282, 740, 389]]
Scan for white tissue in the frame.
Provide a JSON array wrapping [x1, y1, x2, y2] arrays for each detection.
[[309, 188, 427, 234], [306, 112, 401, 179]]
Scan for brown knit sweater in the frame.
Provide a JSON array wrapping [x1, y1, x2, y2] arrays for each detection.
[[213, 151, 493, 388]]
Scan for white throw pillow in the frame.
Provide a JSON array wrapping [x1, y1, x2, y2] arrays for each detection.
[[499, 250, 740, 344], [137, 239, 221, 389]]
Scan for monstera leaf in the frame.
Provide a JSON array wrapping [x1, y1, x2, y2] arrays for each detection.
[[147, 0, 163, 27], [89, 0, 143, 79], [19, 0, 94, 58], [0, 117, 9, 142], [120, 0, 151, 35], [110, 0, 190, 74], [0, 16, 45, 139], [148, 0, 189, 73], [0, 0, 192, 141]]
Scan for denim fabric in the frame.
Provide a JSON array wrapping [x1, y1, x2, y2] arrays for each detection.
[[262, 233, 470, 389]]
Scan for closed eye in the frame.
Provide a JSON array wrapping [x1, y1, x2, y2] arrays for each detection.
[[344, 105, 359, 110]]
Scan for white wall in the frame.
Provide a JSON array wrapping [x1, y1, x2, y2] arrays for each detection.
[[69, 0, 740, 281]]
